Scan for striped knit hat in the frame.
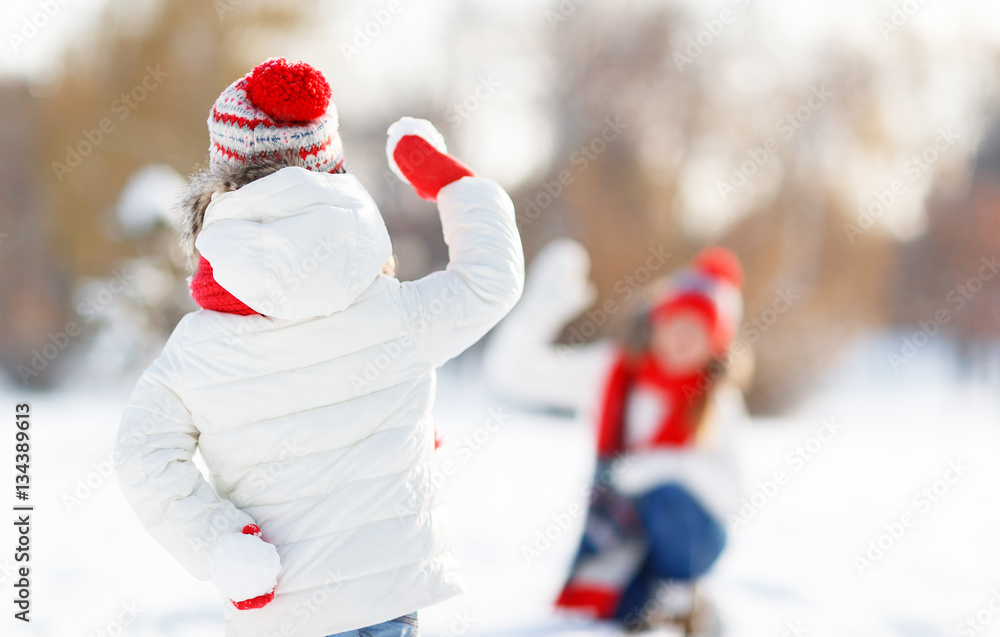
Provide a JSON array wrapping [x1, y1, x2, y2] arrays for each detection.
[[208, 58, 345, 173], [650, 247, 744, 354]]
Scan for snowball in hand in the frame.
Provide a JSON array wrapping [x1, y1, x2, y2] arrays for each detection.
[[385, 116, 448, 185], [210, 533, 281, 602]]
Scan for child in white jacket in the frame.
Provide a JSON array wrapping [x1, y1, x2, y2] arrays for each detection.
[[114, 58, 523, 637]]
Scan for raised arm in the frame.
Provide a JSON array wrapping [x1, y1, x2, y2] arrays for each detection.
[[385, 118, 525, 365], [482, 238, 618, 413]]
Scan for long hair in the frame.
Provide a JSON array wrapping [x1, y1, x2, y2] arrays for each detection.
[[617, 301, 724, 441]]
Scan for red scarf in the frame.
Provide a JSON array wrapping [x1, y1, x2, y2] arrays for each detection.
[[595, 350, 705, 459], [189, 256, 259, 315]]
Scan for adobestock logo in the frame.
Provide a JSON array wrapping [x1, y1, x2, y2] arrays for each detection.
[[519, 116, 627, 228], [717, 85, 833, 202], [83, 601, 143, 637], [877, 0, 930, 39], [545, 0, 590, 29], [7, 0, 74, 54], [672, 0, 753, 72], [886, 255, 998, 371], [956, 589, 1000, 637], [727, 418, 843, 532], [51, 66, 169, 182], [520, 453, 632, 566], [444, 75, 501, 130], [340, 0, 405, 63], [18, 267, 137, 385], [853, 459, 970, 577], [844, 127, 959, 244]]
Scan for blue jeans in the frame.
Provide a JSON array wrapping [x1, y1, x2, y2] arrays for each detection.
[[614, 484, 726, 619], [326, 613, 418, 637]]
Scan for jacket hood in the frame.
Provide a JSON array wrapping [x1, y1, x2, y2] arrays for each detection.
[[194, 166, 393, 320]]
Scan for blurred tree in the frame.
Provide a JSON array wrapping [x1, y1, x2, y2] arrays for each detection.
[[511, 1, 989, 413], [894, 117, 1000, 376], [39, 0, 314, 275], [0, 0, 315, 385], [0, 81, 73, 387], [3, 0, 998, 402]]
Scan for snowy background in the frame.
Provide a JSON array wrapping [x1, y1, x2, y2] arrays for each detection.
[[2, 0, 1000, 635], [1, 337, 999, 637]]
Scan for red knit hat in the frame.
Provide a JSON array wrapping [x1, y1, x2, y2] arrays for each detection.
[[191, 59, 345, 315], [208, 58, 344, 173], [650, 247, 744, 354]]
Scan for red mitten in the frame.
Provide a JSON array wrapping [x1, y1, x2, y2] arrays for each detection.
[[210, 524, 281, 611], [386, 117, 475, 201]]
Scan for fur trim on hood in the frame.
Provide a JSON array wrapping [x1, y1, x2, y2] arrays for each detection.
[[179, 154, 335, 270], [191, 164, 396, 320]]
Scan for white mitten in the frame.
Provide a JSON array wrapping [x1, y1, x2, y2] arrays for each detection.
[[210, 524, 281, 610], [521, 238, 598, 325]]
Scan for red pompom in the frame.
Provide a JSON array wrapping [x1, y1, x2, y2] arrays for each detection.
[[693, 247, 743, 289], [244, 58, 331, 123], [241, 524, 261, 537]]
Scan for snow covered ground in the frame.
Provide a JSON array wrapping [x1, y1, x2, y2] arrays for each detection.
[[1, 333, 999, 637]]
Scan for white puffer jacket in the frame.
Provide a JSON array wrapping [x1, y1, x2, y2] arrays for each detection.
[[114, 167, 523, 637]]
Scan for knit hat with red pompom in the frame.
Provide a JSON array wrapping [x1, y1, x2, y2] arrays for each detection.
[[650, 247, 744, 354], [208, 58, 345, 173]]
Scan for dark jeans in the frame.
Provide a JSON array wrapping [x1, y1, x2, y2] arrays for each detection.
[[614, 484, 726, 620]]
